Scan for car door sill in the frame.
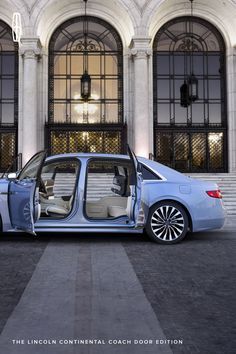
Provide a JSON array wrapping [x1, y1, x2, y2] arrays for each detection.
[[34, 226, 142, 233]]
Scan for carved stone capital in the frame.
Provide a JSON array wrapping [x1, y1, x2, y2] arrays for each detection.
[[130, 48, 138, 56], [129, 36, 152, 59], [130, 48, 152, 59], [19, 37, 42, 60], [22, 50, 40, 59]]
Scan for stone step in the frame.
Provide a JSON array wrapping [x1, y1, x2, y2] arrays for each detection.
[[217, 183, 236, 186], [225, 210, 236, 214], [189, 175, 236, 178], [192, 180, 236, 183], [223, 202, 236, 205], [221, 194, 236, 198], [218, 190, 236, 195], [222, 197, 236, 201], [220, 191, 236, 194], [189, 173, 236, 175], [189, 177, 236, 181]]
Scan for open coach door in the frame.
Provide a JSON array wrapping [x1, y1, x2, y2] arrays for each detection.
[[127, 145, 145, 228], [8, 151, 47, 234]]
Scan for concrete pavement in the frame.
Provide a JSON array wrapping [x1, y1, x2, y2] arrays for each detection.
[[0, 216, 235, 354], [0, 241, 173, 354]]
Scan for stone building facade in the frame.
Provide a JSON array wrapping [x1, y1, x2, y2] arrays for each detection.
[[0, 0, 236, 173]]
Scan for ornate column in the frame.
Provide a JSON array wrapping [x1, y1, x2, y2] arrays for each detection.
[[19, 38, 42, 165], [130, 36, 152, 158]]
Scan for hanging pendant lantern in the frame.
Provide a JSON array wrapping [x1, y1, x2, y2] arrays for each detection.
[[180, 81, 190, 107], [188, 73, 198, 102], [81, 0, 91, 102], [180, 0, 199, 107], [81, 70, 91, 101]]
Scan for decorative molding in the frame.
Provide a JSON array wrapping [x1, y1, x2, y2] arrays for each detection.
[[22, 0, 38, 14], [133, 0, 153, 15], [176, 37, 201, 52]]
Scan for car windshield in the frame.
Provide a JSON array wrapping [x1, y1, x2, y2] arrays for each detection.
[[18, 152, 46, 181]]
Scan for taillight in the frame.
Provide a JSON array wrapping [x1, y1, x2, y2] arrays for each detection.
[[206, 190, 222, 199]]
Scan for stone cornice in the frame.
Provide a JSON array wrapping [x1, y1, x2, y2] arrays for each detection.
[[130, 36, 152, 48]]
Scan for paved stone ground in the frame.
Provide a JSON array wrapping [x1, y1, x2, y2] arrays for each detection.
[[0, 220, 235, 354], [123, 230, 236, 354], [0, 234, 48, 333], [0, 239, 173, 354]]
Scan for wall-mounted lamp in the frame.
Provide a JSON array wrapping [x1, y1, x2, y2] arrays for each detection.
[[12, 12, 22, 43]]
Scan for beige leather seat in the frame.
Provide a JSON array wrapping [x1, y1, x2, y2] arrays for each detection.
[[40, 194, 67, 213], [86, 202, 107, 218], [45, 195, 73, 216], [108, 205, 127, 218], [86, 196, 127, 218], [108, 195, 132, 218]]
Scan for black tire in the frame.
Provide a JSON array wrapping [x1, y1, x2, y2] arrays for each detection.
[[145, 201, 189, 244]]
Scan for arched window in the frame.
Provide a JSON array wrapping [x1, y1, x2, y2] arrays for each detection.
[[0, 20, 18, 171], [153, 17, 227, 172], [47, 16, 125, 155]]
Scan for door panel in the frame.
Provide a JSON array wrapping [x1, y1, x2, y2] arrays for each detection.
[[8, 179, 37, 233], [8, 151, 47, 233]]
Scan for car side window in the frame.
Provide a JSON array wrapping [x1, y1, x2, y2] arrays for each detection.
[[140, 164, 161, 180]]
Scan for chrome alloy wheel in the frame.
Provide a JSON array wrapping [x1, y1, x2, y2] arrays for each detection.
[[150, 205, 185, 242]]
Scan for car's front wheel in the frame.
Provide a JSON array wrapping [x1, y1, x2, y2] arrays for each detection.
[[146, 201, 189, 244]]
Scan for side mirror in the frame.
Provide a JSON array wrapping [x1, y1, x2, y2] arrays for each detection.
[[7, 172, 17, 180]]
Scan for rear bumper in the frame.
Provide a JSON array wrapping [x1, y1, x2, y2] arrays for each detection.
[[192, 216, 225, 232], [192, 200, 226, 232]]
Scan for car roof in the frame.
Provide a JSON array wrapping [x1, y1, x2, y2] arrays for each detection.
[[45, 152, 129, 160]]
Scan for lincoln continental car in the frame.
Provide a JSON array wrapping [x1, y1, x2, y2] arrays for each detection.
[[0, 148, 225, 244]]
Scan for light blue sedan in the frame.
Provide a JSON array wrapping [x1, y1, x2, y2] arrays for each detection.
[[0, 148, 226, 244]]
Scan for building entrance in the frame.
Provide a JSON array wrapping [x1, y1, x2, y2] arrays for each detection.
[[153, 17, 227, 172]]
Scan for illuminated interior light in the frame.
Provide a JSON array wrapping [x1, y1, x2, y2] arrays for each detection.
[[91, 93, 99, 100], [208, 133, 223, 143], [74, 103, 98, 115]]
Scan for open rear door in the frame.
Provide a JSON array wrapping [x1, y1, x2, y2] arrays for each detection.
[[127, 145, 145, 228], [8, 151, 47, 234]]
